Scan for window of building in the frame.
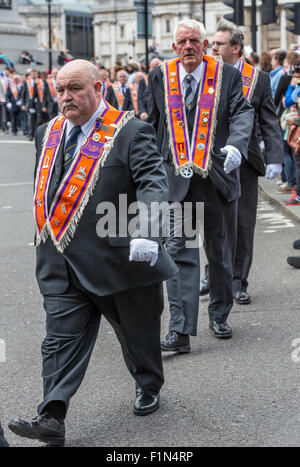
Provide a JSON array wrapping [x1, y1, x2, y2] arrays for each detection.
[[166, 19, 171, 33], [66, 13, 94, 59], [0, 0, 11, 8], [120, 24, 125, 38]]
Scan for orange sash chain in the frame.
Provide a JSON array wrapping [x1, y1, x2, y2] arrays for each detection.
[[163, 55, 223, 176], [129, 83, 139, 114], [47, 78, 57, 99], [34, 102, 133, 252], [239, 61, 259, 102], [113, 82, 125, 108]]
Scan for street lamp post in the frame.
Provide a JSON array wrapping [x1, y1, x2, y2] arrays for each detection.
[[144, 0, 149, 73], [46, 0, 52, 72]]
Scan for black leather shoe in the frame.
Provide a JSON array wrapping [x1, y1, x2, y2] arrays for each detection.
[[8, 413, 65, 446], [287, 256, 300, 268], [160, 331, 191, 353], [235, 291, 251, 305], [209, 321, 232, 339], [134, 387, 159, 416], [199, 278, 209, 296]]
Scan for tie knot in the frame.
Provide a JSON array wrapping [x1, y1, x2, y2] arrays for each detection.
[[185, 74, 193, 85], [70, 125, 81, 138]]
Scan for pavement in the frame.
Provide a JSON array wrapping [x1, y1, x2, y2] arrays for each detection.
[[259, 176, 300, 222]]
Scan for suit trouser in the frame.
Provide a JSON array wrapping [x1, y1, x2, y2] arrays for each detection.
[[166, 175, 238, 335], [37, 268, 164, 416], [233, 163, 258, 293]]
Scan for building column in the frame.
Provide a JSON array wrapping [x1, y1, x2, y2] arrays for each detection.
[[94, 20, 101, 58], [280, 6, 287, 51], [154, 14, 162, 50], [110, 21, 117, 65]]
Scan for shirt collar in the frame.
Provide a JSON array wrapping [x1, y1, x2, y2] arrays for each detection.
[[65, 100, 105, 139], [180, 62, 204, 84]]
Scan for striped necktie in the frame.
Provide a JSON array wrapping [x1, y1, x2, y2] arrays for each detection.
[[63, 125, 81, 174], [184, 74, 195, 110]]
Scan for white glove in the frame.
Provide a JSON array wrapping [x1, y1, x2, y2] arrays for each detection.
[[129, 238, 159, 267], [221, 145, 242, 174], [265, 163, 282, 180], [29, 108, 36, 114], [6, 102, 12, 110]]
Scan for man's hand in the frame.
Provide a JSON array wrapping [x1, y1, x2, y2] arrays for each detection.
[[129, 238, 159, 267], [265, 163, 282, 180], [221, 145, 242, 174]]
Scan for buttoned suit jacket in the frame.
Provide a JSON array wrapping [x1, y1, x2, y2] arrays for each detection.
[[147, 62, 254, 202], [34, 114, 177, 297], [246, 70, 283, 175]]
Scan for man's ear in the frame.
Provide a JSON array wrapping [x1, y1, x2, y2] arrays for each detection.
[[95, 80, 102, 95], [203, 39, 209, 52], [172, 42, 177, 54]]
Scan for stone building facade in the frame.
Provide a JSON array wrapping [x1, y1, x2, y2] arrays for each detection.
[[93, 0, 300, 68]]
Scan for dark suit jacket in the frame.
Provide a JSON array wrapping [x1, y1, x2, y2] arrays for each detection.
[[105, 85, 120, 109], [6, 84, 22, 112], [42, 81, 59, 119], [21, 80, 42, 112], [147, 62, 254, 202], [137, 78, 150, 115], [122, 87, 134, 112], [34, 115, 177, 296], [246, 70, 283, 175]]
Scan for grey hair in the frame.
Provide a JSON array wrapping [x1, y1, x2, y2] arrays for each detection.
[[173, 19, 207, 43], [216, 19, 244, 57]]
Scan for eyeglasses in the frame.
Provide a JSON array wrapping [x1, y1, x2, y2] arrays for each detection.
[[211, 41, 230, 47]]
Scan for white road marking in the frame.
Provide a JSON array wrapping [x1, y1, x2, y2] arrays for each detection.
[[0, 182, 32, 188], [0, 140, 33, 144]]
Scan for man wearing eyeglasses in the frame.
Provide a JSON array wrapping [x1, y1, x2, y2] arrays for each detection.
[[200, 19, 283, 306]]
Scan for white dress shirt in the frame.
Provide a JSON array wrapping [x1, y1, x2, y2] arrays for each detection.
[[64, 100, 105, 150], [179, 62, 204, 97]]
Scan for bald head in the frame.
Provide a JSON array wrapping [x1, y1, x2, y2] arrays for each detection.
[[56, 59, 102, 125], [57, 59, 100, 83]]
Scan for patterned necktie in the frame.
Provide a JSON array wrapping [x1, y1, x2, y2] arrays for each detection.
[[122, 85, 126, 96], [63, 125, 81, 174], [184, 74, 195, 110]]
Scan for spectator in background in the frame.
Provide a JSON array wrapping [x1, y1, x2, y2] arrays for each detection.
[[270, 48, 287, 98], [259, 51, 272, 73], [57, 51, 71, 67], [274, 52, 298, 195], [0, 77, 8, 134], [0, 50, 15, 70], [126, 59, 141, 84], [283, 61, 300, 206]]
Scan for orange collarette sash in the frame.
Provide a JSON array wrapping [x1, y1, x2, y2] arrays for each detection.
[[239, 61, 259, 102], [129, 83, 139, 115], [9, 81, 19, 100], [27, 78, 43, 102], [113, 82, 125, 108], [34, 101, 134, 252], [163, 55, 223, 177]]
